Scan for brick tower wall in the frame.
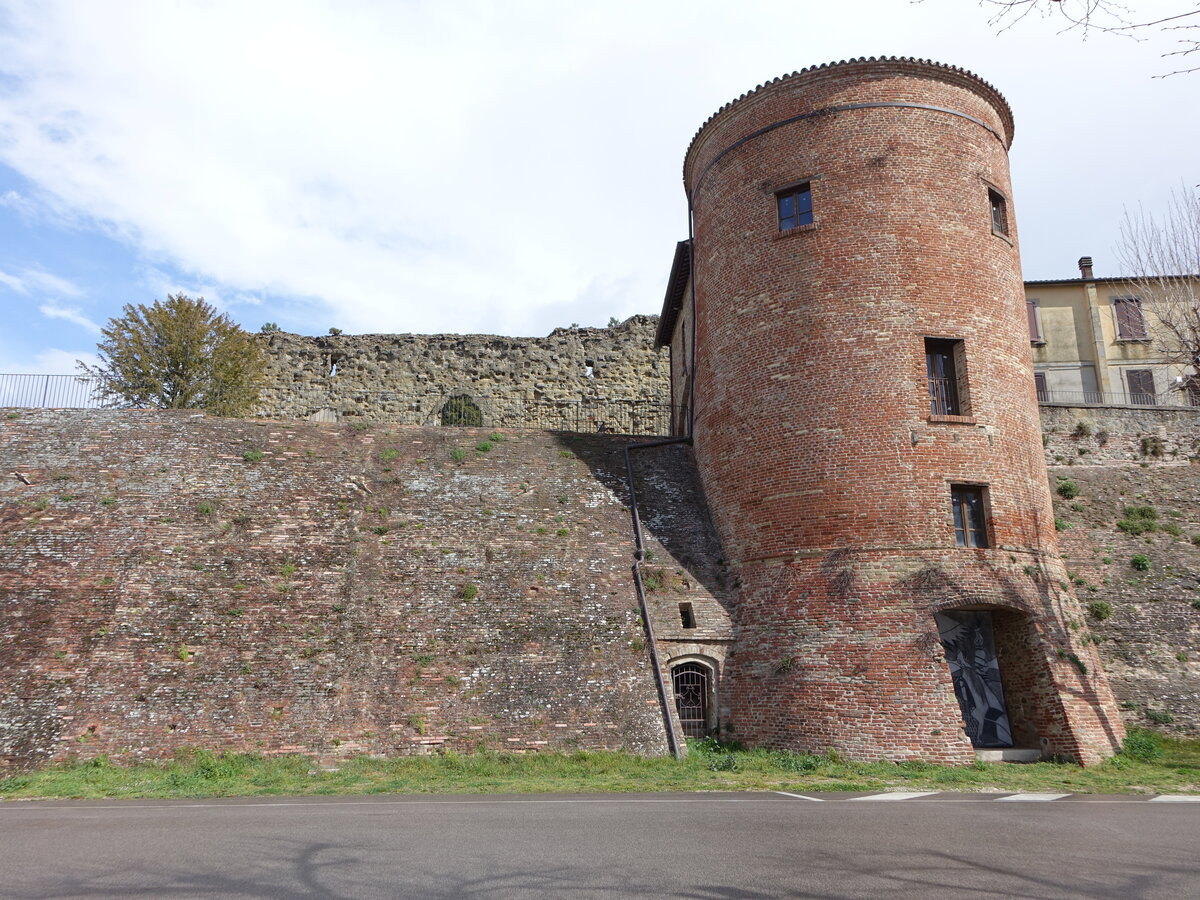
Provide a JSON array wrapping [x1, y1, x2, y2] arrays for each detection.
[[682, 58, 1125, 763]]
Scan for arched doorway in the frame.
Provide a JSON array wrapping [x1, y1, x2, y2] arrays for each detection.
[[440, 394, 483, 426], [671, 661, 713, 739]]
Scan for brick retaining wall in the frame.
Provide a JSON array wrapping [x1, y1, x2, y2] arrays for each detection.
[[0, 410, 737, 768]]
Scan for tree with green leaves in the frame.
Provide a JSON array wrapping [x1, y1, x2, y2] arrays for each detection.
[[83, 294, 265, 416]]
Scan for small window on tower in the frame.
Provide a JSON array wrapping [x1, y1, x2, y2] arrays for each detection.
[[777, 183, 813, 231], [988, 188, 1009, 237], [951, 485, 990, 549], [925, 338, 969, 417]]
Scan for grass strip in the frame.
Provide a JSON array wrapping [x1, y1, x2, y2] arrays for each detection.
[[2, 729, 1196, 801]]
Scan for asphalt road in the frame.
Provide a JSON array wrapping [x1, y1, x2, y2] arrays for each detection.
[[2, 791, 1198, 899]]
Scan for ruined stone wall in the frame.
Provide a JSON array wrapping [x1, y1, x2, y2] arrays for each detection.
[[0, 410, 730, 769], [1041, 403, 1200, 466], [253, 316, 671, 434]]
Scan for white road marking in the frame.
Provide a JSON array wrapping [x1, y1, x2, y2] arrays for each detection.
[[851, 792, 938, 801], [1148, 794, 1200, 802], [996, 793, 1070, 802], [774, 791, 825, 802]]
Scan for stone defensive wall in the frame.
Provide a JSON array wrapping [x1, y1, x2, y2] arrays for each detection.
[[0, 409, 736, 769], [1048, 462, 1200, 738], [1, 407, 1198, 769], [1041, 403, 1200, 466], [253, 315, 671, 433]]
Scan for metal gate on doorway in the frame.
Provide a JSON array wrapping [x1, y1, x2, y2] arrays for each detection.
[[672, 662, 711, 739]]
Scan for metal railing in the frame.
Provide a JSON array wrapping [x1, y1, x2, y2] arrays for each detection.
[[1036, 387, 1200, 409], [0, 373, 105, 409], [928, 375, 960, 417]]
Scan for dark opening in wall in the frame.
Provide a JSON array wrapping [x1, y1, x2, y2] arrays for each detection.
[[440, 394, 483, 426], [936, 610, 1011, 748], [679, 602, 696, 629]]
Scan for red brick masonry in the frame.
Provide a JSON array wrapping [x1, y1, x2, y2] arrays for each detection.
[[682, 58, 1124, 763]]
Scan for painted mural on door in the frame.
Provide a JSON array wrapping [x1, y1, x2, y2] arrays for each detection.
[[935, 610, 1013, 748]]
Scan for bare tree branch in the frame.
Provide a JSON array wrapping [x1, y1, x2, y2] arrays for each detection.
[[979, 1, 1200, 75], [1117, 187, 1200, 392]]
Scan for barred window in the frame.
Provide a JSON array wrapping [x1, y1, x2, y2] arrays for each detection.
[[925, 338, 967, 417]]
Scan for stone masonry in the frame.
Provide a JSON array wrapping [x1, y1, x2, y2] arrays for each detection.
[[0, 409, 735, 769], [254, 316, 670, 433], [3, 404, 1197, 768]]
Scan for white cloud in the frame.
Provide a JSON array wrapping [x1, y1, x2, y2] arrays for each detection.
[[24, 269, 81, 297], [0, 189, 39, 219], [0, 268, 24, 293], [0, 264, 82, 297], [0, 0, 1196, 340], [39, 301, 99, 332]]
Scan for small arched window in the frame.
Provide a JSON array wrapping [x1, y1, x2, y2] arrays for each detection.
[[440, 394, 483, 427]]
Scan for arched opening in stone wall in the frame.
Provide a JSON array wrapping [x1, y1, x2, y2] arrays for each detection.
[[670, 659, 716, 738], [439, 394, 483, 427], [936, 607, 1050, 753]]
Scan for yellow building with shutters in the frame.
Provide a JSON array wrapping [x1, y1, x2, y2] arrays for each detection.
[[1026, 256, 1200, 407]]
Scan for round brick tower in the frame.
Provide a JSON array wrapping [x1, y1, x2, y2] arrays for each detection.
[[682, 58, 1124, 764]]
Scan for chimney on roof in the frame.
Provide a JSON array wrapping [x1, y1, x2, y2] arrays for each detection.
[[1078, 256, 1094, 280]]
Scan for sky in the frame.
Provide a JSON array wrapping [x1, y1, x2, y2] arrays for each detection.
[[0, 0, 1196, 375]]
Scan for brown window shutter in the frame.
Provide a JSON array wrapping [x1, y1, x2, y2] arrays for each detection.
[[1115, 299, 1133, 337], [1115, 298, 1147, 339], [1130, 300, 1147, 338], [1026, 300, 1041, 342]]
